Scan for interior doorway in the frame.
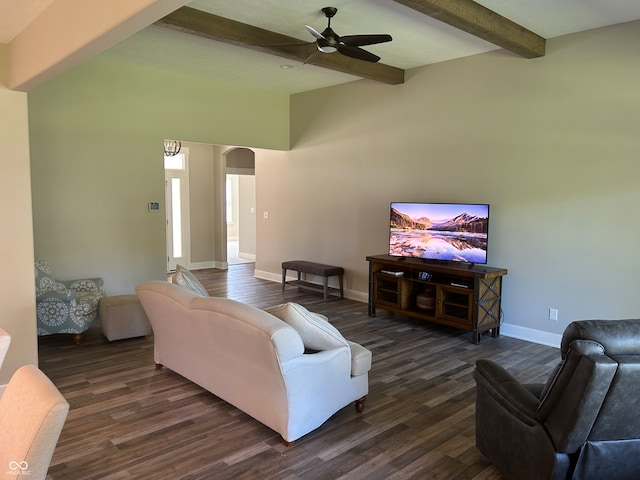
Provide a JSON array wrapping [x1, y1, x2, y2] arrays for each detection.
[[225, 148, 256, 266]]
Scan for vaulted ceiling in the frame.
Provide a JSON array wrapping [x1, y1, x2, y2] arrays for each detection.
[[3, 0, 640, 94], [151, 1, 545, 87]]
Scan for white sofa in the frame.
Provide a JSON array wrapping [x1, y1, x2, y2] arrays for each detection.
[[135, 281, 372, 444]]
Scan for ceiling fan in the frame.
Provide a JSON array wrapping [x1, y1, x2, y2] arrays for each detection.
[[301, 7, 392, 63]]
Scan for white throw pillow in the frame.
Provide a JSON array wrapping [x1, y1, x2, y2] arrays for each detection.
[[173, 264, 209, 296], [265, 302, 348, 351]]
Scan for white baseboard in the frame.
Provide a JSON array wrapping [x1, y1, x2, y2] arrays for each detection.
[[500, 323, 562, 348], [188, 261, 216, 270], [253, 269, 276, 283], [346, 290, 368, 303]]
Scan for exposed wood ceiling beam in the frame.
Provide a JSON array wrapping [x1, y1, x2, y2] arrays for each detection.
[[392, 0, 545, 58], [154, 7, 405, 86]]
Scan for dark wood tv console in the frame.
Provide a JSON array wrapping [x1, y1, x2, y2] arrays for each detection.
[[366, 255, 507, 344]]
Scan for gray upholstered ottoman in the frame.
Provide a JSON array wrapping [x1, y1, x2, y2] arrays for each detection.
[[100, 294, 152, 341]]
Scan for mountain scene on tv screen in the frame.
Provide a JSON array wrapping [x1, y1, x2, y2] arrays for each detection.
[[389, 206, 488, 263]]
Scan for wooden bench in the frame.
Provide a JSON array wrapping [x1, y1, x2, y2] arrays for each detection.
[[281, 260, 344, 302]]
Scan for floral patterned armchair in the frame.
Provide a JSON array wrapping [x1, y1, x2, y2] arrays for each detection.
[[35, 257, 105, 344]]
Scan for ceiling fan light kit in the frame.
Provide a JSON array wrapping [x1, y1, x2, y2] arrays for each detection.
[[318, 44, 338, 53]]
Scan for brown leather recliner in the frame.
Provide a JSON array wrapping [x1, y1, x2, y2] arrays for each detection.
[[474, 319, 640, 480]]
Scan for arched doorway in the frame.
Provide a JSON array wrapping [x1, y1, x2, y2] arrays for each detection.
[[225, 148, 256, 265]]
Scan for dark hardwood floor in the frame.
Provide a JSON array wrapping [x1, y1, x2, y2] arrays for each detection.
[[38, 264, 559, 479]]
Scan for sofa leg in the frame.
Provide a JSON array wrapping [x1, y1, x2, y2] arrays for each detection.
[[282, 439, 295, 447], [155, 363, 163, 370], [355, 396, 367, 413], [73, 334, 82, 345]]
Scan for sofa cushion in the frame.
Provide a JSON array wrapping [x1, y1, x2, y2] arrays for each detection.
[[173, 265, 209, 296], [265, 302, 349, 351]]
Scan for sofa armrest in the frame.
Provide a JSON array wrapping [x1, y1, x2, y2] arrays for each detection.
[[474, 358, 540, 426], [282, 346, 355, 394], [347, 341, 372, 376]]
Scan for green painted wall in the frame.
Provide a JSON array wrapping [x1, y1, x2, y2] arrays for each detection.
[[28, 55, 289, 294]]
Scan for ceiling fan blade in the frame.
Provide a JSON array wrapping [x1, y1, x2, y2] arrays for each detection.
[[304, 24, 325, 40], [261, 40, 315, 48], [337, 44, 381, 63], [340, 34, 392, 47], [303, 50, 321, 65]]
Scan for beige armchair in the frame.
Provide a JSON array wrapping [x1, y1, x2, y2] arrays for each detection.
[[0, 365, 69, 480]]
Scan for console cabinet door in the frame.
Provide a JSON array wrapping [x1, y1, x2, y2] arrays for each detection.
[[436, 285, 473, 327], [373, 273, 402, 309]]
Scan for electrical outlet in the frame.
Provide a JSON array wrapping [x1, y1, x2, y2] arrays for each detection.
[[549, 308, 558, 321]]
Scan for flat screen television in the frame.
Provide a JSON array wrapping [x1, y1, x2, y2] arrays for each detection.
[[389, 202, 490, 264]]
